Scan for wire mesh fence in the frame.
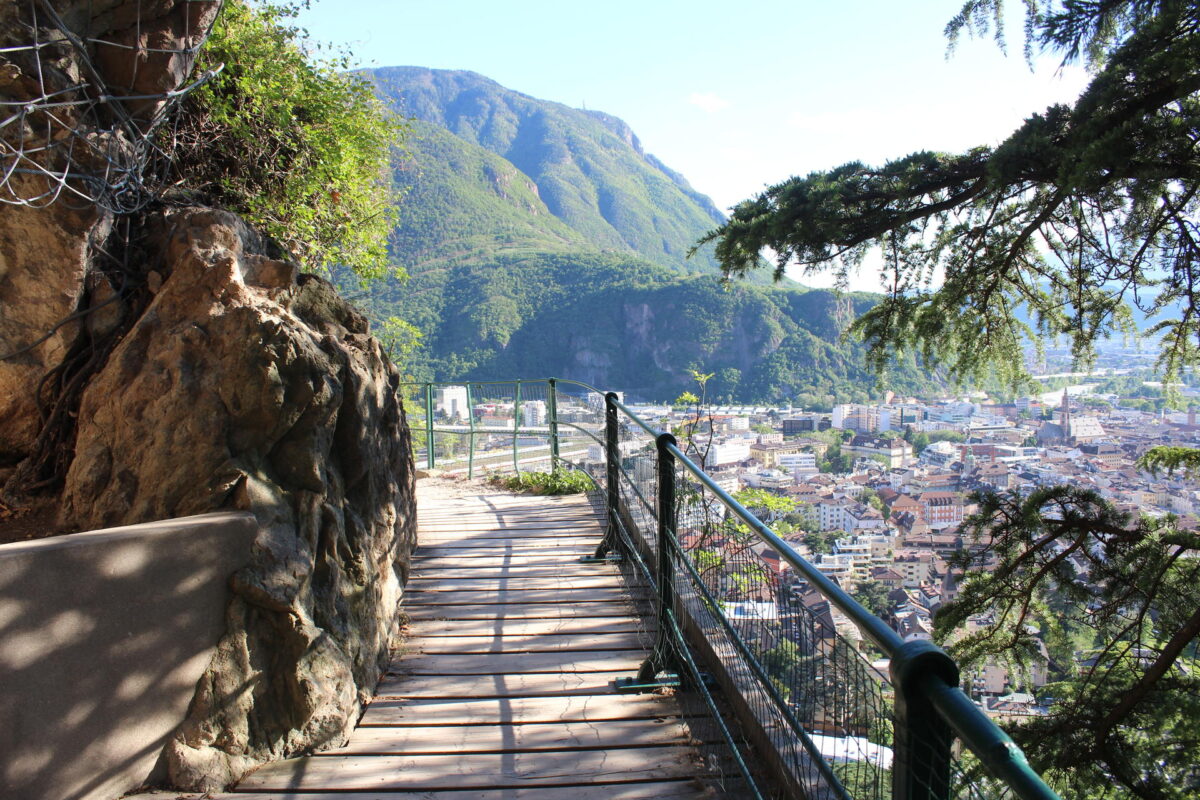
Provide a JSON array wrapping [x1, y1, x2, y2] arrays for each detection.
[[0, 0, 222, 213], [598, 397, 1057, 800], [402, 379, 605, 480], [670, 473, 894, 799]]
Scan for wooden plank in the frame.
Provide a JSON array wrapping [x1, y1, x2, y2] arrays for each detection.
[[417, 543, 597, 554], [404, 589, 629, 605], [418, 525, 603, 534], [235, 747, 706, 791], [242, 486, 718, 797], [421, 527, 604, 535], [418, 517, 602, 527], [406, 577, 625, 592], [223, 778, 716, 798], [419, 515, 602, 525], [417, 547, 597, 557], [412, 558, 606, 571], [420, 535, 601, 547], [417, 534, 600, 546], [418, 500, 597, 511], [405, 616, 646, 637], [409, 565, 619, 578], [418, 522, 603, 532], [417, 522, 599, 535], [416, 544, 603, 554], [419, 508, 599, 516], [411, 555, 611, 565], [339, 717, 690, 754], [375, 670, 633, 698], [403, 602, 634, 621], [409, 632, 643, 653], [361, 694, 681, 725], [390, 649, 642, 675], [416, 535, 600, 548]]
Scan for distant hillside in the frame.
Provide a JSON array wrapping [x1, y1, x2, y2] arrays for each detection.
[[388, 119, 591, 263], [353, 248, 935, 403], [345, 67, 937, 402], [371, 66, 730, 276]]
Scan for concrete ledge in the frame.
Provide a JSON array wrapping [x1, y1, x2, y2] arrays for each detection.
[[0, 512, 258, 800]]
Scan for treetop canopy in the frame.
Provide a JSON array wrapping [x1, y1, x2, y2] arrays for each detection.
[[700, 0, 1200, 389]]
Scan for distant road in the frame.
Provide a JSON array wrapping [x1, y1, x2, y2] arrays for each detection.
[[1031, 368, 1134, 380]]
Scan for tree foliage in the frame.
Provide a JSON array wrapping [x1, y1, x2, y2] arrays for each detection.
[[939, 486, 1200, 798], [852, 578, 892, 618], [173, 0, 402, 276], [702, 3, 1200, 796], [700, 1, 1200, 390]]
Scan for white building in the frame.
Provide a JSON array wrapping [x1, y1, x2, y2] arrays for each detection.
[[586, 391, 624, 409], [817, 498, 855, 531], [935, 401, 978, 425], [833, 538, 873, 579], [812, 553, 856, 582], [921, 440, 959, 467], [437, 385, 469, 420], [779, 452, 818, 476], [741, 469, 793, 491], [522, 400, 546, 427], [708, 438, 751, 466]]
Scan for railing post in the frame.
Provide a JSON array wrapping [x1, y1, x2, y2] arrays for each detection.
[[583, 390, 622, 563], [547, 379, 560, 468], [632, 430, 679, 685], [605, 392, 620, 537], [513, 381, 522, 474], [654, 431, 678, 640], [890, 640, 959, 800], [466, 383, 476, 480], [424, 383, 435, 470]]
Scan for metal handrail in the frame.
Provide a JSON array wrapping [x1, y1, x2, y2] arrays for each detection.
[[606, 395, 1059, 800]]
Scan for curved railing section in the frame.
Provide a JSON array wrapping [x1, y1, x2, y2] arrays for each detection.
[[401, 380, 1060, 800]]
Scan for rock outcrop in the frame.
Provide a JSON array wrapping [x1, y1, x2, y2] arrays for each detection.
[[1, 1, 417, 789], [0, 0, 220, 475], [56, 207, 417, 789]]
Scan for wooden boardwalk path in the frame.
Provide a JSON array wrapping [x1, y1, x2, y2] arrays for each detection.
[[229, 480, 722, 799]]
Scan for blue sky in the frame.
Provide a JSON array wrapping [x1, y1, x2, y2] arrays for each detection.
[[296, 1, 1089, 289]]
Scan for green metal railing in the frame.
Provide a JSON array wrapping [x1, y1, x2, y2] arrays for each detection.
[[402, 378, 605, 478], [402, 379, 1061, 800]]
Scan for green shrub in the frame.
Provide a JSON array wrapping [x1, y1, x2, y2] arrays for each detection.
[[490, 469, 594, 495], [173, 0, 403, 277]]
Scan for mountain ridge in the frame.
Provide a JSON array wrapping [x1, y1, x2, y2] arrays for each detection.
[[370, 65, 729, 275], [352, 66, 937, 402]]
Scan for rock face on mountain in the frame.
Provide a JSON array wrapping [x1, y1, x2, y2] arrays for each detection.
[[0, 0, 416, 791]]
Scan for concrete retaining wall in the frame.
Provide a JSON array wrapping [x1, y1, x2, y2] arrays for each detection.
[[0, 512, 258, 800]]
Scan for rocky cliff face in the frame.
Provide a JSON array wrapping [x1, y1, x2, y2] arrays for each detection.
[[57, 207, 416, 789], [0, 0, 416, 791]]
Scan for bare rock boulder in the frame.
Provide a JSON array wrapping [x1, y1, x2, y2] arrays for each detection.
[[60, 206, 416, 789]]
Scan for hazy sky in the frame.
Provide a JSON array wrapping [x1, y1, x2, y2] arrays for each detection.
[[296, 1, 1090, 289]]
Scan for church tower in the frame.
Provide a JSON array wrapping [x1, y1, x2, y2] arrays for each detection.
[[1060, 389, 1072, 445]]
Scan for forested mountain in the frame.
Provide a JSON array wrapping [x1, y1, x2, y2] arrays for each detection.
[[371, 66, 728, 275], [353, 67, 938, 402]]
